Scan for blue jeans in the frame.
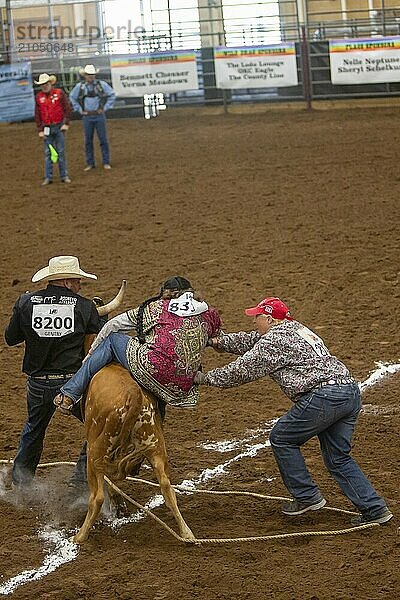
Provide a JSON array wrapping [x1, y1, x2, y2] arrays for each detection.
[[44, 125, 68, 180], [13, 377, 87, 486], [61, 333, 130, 402], [61, 333, 168, 422], [269, 383, 388, 518], [83, 113, 110, 166]]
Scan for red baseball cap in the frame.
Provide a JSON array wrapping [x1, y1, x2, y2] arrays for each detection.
[[245, 297, 293, 320]]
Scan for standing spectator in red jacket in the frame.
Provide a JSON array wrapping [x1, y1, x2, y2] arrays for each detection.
[[35, 73, 71, 185]]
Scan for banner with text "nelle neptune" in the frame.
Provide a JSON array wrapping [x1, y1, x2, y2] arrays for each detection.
[[329, 37, 400, 84]]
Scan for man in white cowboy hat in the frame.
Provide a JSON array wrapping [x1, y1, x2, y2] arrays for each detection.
[[5, 256, 101, 492], [69, 64, 116, 171], [34, 73, 71, 185]]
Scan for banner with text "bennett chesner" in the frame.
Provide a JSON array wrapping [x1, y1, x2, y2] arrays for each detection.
[[110, 50, 199, 97], [214, 44, 298, 89], [329, 36, 400, 84]]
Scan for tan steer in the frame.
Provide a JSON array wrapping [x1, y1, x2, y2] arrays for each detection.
[[72, 363, 194, 544]]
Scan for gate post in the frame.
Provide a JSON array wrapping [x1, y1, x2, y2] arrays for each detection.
[[4, 0, 14, 64], [300, 25, 312, 111]]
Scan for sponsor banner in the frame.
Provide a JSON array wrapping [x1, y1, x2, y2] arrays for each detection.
[[0, 61, 34, 122], [110, 50, 199, 96], [214, 44, 298, 89], [330, 36, 400, 84]]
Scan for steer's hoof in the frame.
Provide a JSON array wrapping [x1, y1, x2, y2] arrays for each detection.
[[184, 536, 201, 545], [69, 533, 85, 544], [181, 527, 197, 543]]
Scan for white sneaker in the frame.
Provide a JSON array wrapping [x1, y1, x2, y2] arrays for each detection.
[[103, 164, 112, 170], [84, 165, 94, 171]]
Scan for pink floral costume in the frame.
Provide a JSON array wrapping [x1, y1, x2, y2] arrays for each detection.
[[126, 295, 221, 406], [61, 292, 221, 408]]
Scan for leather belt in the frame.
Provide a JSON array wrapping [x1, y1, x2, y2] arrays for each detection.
[[30, 373, 75, 381], [313, 378, 355, 389]]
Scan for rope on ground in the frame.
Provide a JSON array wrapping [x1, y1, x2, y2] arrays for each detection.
[[103, 475, 184, 542], [0, 460, 77, 467], [125, 476, 359, 516], [106, 476, 379, 543], [1, 459, 381, 543], [184, 523, 380, 544], [0, 460, 357, 515]]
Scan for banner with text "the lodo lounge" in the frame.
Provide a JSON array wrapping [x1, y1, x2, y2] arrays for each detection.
[[0, 61, 34, 122], [110, 50, 199, 97], [214, 44, 298, 89], [329, 36, 400, 84]]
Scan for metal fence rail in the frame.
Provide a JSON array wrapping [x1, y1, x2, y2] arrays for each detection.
[[2, 0, 400, 113]]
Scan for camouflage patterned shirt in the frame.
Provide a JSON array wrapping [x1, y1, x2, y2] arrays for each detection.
[[204, 320, 354, 400]]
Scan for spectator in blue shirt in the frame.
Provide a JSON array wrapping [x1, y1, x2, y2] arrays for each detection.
[[70, 64, 116, 171]]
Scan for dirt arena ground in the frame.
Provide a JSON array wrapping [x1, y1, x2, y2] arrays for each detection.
[[0, 102, 399, 599]]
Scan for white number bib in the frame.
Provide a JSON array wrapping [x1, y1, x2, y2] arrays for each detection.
[[32, 304, 75, 338], [296, 326, 331, 357], [168, 292, 208, 317]]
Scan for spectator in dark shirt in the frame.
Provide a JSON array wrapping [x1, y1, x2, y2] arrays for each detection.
[[5, 255, 100, 490]]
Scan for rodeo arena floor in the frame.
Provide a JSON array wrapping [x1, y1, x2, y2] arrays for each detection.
[[0, 100, 399, 600]]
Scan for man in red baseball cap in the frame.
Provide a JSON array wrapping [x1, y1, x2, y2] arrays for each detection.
[[195, 294, 392, 526], [244, 297, 293, 319]]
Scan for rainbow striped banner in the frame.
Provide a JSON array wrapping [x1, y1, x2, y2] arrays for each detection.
[[111, 50, 196, 68], [110, 50, 199, 97], [330, 36, 400, 53], [214, 44, 298, 89], [215, 44, 296, 59], [329, 36, 400, 84]]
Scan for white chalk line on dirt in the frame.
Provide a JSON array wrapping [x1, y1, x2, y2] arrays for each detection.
[[0, 527, 78, 596], [359, 361, 400, 391], [0, 360, 399, 594], [107, 419, 277, 530]]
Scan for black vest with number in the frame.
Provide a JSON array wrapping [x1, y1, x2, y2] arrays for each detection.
[[5, 284, 100, 376]]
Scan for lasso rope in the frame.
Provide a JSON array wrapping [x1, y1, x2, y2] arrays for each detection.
[[0, 459, 380, 543], [125, 476, 359, 516]]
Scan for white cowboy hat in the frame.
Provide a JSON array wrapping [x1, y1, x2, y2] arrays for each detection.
[[32, 256, 97, 283], [82, 64, 99, 75], [34, 73, 51, 85]]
